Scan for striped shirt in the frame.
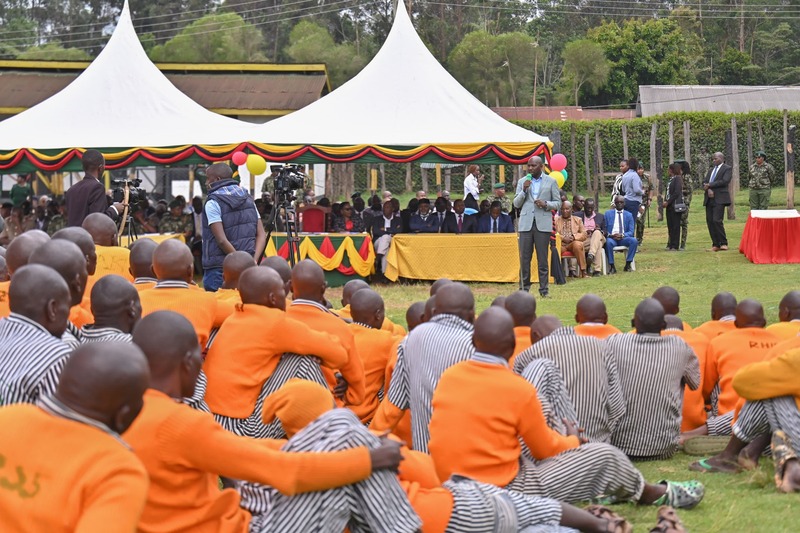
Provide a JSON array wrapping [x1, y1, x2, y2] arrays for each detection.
[[513, 327, 626, 443], [386, 313, 474, 452], [62, 321, 83, 349], [0, 314, 73, 406], [79, 325, 133, 344], [606, 332, 700, 459]]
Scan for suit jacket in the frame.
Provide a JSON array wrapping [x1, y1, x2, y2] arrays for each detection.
[[371, 215, 402, 240], [513, 174, 561, 233], [442, 213, 478, 234], [603, 209, 635, 239], [554, 215, 588, 242], [703, 164, 732, 206], [477, 213, 514, 233], [65, 175, 118, 227], [665, 176, 684, 209], [431, 211, 455, 233], [409, 213, 440, 233]]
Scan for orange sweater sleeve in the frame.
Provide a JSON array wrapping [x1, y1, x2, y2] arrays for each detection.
[[341, 339, 366, 407], [75, 460, 149, 533], [213, 298, 235, 327], [516, 386, 579, 460], [275, 315, 349, 369], [733, 348, 800, 401], [164, 409, 372, 496], [370, 397, 405, 432], [702, 341, 720, 403]]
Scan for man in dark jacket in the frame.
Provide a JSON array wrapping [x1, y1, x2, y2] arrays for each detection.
[[703, 152, 733, 251], [442, 199, 477, 234], [201, 163, 266, 291], [64, 150, 124, 227]]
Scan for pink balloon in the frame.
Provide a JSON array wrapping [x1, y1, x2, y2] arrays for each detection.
[[550, 153, 567, 172], [231, 151, 248, 166]]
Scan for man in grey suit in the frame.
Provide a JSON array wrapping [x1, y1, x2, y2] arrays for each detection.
[[703, 152, 733, 251], [514, 155, 562, 297]]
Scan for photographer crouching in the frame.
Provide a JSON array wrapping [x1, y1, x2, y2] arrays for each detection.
[[201, 162, 266, 292], [64, 149, 125, 226]]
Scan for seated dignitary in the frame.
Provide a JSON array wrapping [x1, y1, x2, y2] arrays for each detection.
[[694, 292, 738, 340], [512, 319, 625, 444], [554, 201, 589, 278], [573, 294, 622, 339], [203, 266, 346, 438], [603, 195, 638, 273], [607, 299, 699, 459], [477, 200, 514, 233], [441, 198, 477, 234], [0, 264, 72, 405], [430, 196, 455, 232], [428, 307, 705, 508], [123, 311, 408, 533], [370, 201, 402, 276], [81, 274, 141, 343], [409, 198, 440, 233], [129, 238, 158, 291], [576, 198, 606, 276], [0, 342, 150, 532]]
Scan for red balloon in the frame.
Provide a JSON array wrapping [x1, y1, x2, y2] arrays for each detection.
[[550, 153, 567, 172], [232, 151, 248, 166]]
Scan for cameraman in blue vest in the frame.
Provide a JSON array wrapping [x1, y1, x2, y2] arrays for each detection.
[[201, 163, 266, 291]]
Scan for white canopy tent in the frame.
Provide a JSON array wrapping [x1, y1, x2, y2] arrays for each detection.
[[0, 1, 256, 172], [249, 1, 551, 164]]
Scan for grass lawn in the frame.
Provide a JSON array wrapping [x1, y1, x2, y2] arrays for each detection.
[[326, 190, 800, 531]]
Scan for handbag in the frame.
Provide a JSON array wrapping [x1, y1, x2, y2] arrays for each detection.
[[673, 199, 688, 213]]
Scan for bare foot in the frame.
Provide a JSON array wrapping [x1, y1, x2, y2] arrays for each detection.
[[779, 459, 800, 493], [689, 456, 742, 473], [738, 434, 770, 470]]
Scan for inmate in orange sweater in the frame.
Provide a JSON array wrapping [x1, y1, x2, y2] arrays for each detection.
[[734, 347, 800, 410], [663, 328, 710, 432], [287, 301, 365, 407], [694, 319, 736, 340], [123, 389, 373, 533], [336, 304, 407, 336], [213, 288, 242, 305], [703, 327, 780, 415], [574, 323, 621, 339], [379, 340, 413, 446], [512, 326, 532, 357], [204, 304, 348, 418], [765, 321, 800, 341], [0, 403, 148, 533], [350, 323, 398, 423], [428, 358, 579, 487], [69, 304, 94, 329], [138, 283, 234, 347]]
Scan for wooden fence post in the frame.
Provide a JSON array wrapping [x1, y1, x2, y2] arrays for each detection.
[[784, 110, 789, 182], [725, 126, 737, 220], [379, 163, 386, 193], [757, 119, 765, 151], [584, 132, 591, 195], [746, 121, 753, 170], [668, 120, 675, 162], [551, 129, 562, 155], [595, 129, 604, 194], [405, 163, 413, 193], [421, 166, 428, 192], [570, 124, 577, 196], [683, 121, 691, 164], [650, 122, 658, 196], [622, 124, 629, 160], [655, 138, 663, 212], [787, 124, 796, 208]]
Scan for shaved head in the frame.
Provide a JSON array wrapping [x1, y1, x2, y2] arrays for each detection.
[[530, 315, 562, 344], [473, 306, 516, 360], [90, 275, 141, 333], [634, 298, 666, 334], [423, 296, 436, 321], [262, 255, 292, 294], [778, 290, 800, 322], [55, 342, 149, 434], [491, 295, 507, 308], [652, 286, 681, 315], [129, 238, 158, 279], [9, 264, 71, 337], [206, 162, 233, 182], [6, 230, 50, 276], [53, 227, 97, 276], [504, 291, 537, 328], [28, 239, 89, 306], [406, 301, 426, 332], [239, 266, 286, 310], [434, 282, 475, 323], [133, 311, 202, 398], [82, 213, 118, 247], [430, 277, 453, 297], [341, 279, 370, 307], [152, 239, 193, 282], [710, 292, 737, 320], [350, 289, 384, 329], [664, 314, 684, 330], [575, 294, 608, 324], [735, 299, 767, 329], [222, 251, 256, 289], [291, 259, 326, 303]]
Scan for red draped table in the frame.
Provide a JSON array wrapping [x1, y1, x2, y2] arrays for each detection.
[[739, 210, 800, 264]]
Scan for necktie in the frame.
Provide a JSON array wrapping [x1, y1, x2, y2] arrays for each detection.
[[617, 212, 623, 235], [458, 215, 463, 233], [493, 218, 498, 233], [710, 165, 719, 183]]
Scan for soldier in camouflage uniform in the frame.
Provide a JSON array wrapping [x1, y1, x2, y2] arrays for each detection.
[[158, 199, 194, 241], [45, 201, 66, 236], [486, 182, 513, 214], [748, 151, 776, 210], [677, 160, 693, 250], [635, 166, 653, 245]]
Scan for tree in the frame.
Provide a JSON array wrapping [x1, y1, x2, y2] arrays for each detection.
[[148, 13, 267, 63], [716, 47, 763, 85], [561, 39, 609, 105], [16, 42, 91, 61], [284, 20, 368, 88]]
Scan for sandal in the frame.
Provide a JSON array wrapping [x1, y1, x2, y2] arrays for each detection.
[[655, 480, 705, 509], [683, 436, 729, 456], [771, 430, 798, 490], [688, 457, 741, 473], [650, 506, 686, 533], [585, 504, 632, 533]]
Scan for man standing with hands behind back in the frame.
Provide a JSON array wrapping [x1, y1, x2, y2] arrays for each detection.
[[514, 155, 561, 298], [703, 152, 732, 252]]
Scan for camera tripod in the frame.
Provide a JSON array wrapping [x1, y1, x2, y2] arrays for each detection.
[[264, 190, 301, 266], [116, 185, 138, 245]]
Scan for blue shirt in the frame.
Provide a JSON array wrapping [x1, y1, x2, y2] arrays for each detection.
[[621, 170, 643, 203], [204, 199, 261, 224], [529, 175, 542, 198]]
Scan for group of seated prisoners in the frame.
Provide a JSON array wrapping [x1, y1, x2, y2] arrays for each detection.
[[0, 214, 798, 532]]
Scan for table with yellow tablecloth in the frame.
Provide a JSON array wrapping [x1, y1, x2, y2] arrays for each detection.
[[120, 233, 185, 248], [384, 233, 560, 283]]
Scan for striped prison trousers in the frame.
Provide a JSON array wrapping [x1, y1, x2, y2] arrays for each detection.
[[519, 359, 578, 437], [241, 409, 422, 533], [706, 410, 734, 436], [214, 354, 328, 440], [733, 396, 800, 445]]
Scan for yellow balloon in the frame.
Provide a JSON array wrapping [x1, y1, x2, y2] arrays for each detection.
[[246, 154, 267, 176], [550, 171, 565, 189]]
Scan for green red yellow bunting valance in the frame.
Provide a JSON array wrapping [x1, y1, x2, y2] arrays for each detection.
[[265, 235, 375, 277]]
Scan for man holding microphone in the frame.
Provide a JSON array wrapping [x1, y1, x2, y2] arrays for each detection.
[[514, 155, 561, 298]]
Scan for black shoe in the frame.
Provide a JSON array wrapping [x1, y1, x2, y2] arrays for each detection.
[[624, 261, 633, 272], [587, 264, 594, 275], [608, 265, 617, 274], [539, 291, 549, 298], [587, 254, 595, 264], [679, 245, 686, 251], [592, 271, 602, 277]]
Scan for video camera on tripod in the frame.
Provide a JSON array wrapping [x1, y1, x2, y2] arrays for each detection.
[[110, 178, 148, 205], [266, 164, 309, 266], [271, 164, 308, 200]]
